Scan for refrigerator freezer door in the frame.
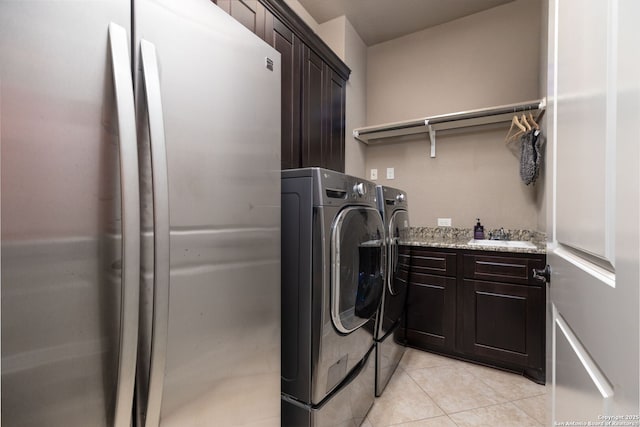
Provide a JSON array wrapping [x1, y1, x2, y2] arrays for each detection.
[[134, 0, 281, 425], [0, 2, 134, 426]]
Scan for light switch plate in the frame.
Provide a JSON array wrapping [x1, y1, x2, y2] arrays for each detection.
[[386, 167, 394, 179], [370, 169, 378, 180], [437, 218, 452, 227]]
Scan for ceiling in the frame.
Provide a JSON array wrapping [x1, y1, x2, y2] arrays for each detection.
[[296, 0, 516, 46]]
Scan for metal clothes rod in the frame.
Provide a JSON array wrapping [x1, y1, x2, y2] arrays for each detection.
[[353, 98, 546, 157]]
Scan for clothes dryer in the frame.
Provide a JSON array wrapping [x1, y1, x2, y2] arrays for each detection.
[[281, 168, 385, 426], [374, 185, 411, 397]]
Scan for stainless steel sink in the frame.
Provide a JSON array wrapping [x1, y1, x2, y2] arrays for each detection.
[[467, 239, 537, 249]]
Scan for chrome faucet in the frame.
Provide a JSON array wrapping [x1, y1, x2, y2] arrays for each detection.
[[489, 227, 510, 241]]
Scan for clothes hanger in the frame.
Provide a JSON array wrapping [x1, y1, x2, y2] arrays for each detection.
[[505, 115, 526, 143], [528, 111, 540, 130], [520, 113, 532, 131]]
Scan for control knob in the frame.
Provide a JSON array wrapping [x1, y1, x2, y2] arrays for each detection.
[[396, 193, 406, 203], [353, 182, 366, 197]]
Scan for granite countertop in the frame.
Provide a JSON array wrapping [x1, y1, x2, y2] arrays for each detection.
[[401, 227, 546, 255]]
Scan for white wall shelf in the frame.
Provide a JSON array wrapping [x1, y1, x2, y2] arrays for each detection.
[[353, 98, 546, 157]]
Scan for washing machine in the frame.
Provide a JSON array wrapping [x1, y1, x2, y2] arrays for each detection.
[[281, 168, 385, 426], [374, 185, 411, 397]]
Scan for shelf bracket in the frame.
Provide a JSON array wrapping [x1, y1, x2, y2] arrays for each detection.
[[426, 120, 436, 158]]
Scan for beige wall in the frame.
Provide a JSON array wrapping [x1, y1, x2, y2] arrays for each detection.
[[365, 0, 544, 230], [342, 18, 367, 178], [317, 16, 345, 59], [283, 0, 319, 32]]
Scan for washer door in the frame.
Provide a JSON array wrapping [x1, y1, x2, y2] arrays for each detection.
[[331, 206, 385, 334]]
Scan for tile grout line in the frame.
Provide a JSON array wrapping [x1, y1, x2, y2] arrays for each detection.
[[394, 350, 546, 426], [447, 401, 543, 426], [511, 394, 548, 425], [406, 363, 510, 415], [459, 364, 547, 402], [403, 363, 449, 419]]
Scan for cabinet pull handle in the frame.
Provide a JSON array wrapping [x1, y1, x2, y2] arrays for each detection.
[[532, 265, 551, 283]]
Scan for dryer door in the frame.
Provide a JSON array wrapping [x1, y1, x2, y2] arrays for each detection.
[[378, 209, 410, 338], [331, 206, 385, 334], [387, 209, 410, 296]]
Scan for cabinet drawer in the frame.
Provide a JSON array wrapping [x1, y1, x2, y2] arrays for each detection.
[[398, 246, 411, 269], [410, 248, 457, 277], [463, 254, 545, 286]]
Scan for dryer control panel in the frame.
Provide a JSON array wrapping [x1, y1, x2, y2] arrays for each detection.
[[318, 171, 377, 207]]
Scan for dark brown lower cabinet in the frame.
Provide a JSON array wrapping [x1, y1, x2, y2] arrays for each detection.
[[406, 273, 456, 351], [403, 246, 546, 384], [461, 279, 544, 382]]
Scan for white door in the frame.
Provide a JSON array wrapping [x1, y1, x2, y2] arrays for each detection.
[[546, 0, 639, 424]]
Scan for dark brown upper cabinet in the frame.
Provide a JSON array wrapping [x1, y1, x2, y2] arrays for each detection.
[[300, 46, 324, 168], [213, 0, 351, 172], [215, 0, 269, 41], [270, 17, 302, 170], [323, 66, 346, 172]]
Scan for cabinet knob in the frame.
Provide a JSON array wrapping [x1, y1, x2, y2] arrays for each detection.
[[532, 265, 551, 283]]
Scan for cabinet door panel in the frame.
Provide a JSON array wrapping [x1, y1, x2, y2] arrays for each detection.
[[406, 273, 456, 351], [462, 279, 543, 368], [272, 17, 301, 169], [301, 46, 324, 168], [323, 66, 345, 172], [217, 0, 268, 40]]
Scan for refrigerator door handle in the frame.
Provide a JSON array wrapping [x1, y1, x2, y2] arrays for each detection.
[[140, 38, 171, 427], [108, 22, 141, 427]]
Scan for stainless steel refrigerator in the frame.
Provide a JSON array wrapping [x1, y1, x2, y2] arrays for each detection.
[[0, 0, 281, 425]]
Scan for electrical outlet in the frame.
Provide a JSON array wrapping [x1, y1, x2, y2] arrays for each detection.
[[386, 167, 395, 179], [370, 169, 378, 180], [437, 218, 452, 227]]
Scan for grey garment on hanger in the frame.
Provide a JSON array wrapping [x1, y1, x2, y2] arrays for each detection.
[[520, 130, 536, 185], [519, 129, 544, 185]]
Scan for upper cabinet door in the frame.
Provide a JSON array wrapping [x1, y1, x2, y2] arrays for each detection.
[[301, 46, 325, 168], [271, 17, 302, 170], [548, 0, 640, 423], [215, 0, 269, 41], [301, 48, 347, 172], [324, 65, 346, 173]]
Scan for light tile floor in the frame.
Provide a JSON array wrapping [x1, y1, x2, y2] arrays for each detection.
[[364, 348, 548, 427]]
